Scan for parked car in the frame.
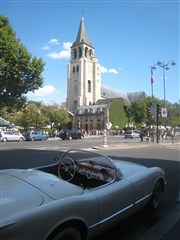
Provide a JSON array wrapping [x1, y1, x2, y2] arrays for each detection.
[[0, 130, 25, 142], [59, 129, 84, 140], [125, 130, 140, 138], [25, 131, 48, 141], [0, 149, 166, 240]]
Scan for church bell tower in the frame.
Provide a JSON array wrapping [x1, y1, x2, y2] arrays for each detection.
[[66, 17, 101, 112]]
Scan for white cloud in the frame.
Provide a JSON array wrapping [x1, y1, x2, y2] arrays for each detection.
[[47, 50, 70, 59], [101, 66, 119, 74], [48, 38, 59, 45], [41, 45, 50, 50], [101, 66, 108, 73], [47, 41, 73, 59], [63, 41, 72, 50], [27, 85, 58, 97], [109, 68, 118, 74]]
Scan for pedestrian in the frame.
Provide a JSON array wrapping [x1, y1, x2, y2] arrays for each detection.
[[161, 130, 165, 141], [140, 127, 144, 142]]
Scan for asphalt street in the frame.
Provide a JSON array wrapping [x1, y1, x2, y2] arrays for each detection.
[[0, 136, 179, 239]]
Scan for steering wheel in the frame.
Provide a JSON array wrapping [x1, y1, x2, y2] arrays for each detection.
[[58, 157, 76, 181]]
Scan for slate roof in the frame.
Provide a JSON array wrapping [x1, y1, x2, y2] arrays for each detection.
[[101, 85, 146, 104], [72, 17, 93, 47]]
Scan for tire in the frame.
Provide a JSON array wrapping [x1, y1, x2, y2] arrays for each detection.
[[69, 136, 72, 140], [52, 227, 82, 240], [31, 137, 35, 141], [2, 138, 8, 142], [19, 137, 24, 142], [148, 181, 162, 210]]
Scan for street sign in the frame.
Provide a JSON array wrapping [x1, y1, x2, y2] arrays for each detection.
[[161, 108, 167, 118]]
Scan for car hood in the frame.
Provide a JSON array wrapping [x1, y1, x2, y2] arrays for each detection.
[[0, 169, 83, 227]]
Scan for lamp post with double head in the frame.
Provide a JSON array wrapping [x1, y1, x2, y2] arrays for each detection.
[[156, 61, 176, 136], [156, 60, 176, 109]]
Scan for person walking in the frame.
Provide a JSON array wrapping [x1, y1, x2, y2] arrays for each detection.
[[140, 127, 144, 142]]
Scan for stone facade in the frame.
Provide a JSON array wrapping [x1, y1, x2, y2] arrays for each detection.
[[66, 17, 101, 113], [66, 17, 145, 133]]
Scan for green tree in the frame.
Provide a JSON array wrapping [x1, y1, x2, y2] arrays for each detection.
[[40, 104, 70, 130], [109, 99, 127, 129], [168, 102, 180, 127], [0, 15, 45, 110], [13, 102, 46, 131], [131, 100, 147, 127]]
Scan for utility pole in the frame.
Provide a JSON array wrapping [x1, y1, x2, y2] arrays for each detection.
[[156, 104, 161, 143]]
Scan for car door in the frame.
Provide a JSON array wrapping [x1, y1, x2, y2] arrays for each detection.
[[11, 132, 19, 141], [93, 179, 134, 229], [6, 131, 14, 141]]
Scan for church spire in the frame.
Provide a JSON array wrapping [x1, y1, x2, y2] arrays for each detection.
[[75, 17, 92, 46]]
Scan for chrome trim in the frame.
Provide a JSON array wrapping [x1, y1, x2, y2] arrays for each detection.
[[89, 193, 152, 229], [135, 193, 152, 205], [89, 203, 134, 229]]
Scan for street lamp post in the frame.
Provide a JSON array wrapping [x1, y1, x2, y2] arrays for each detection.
[[156, 60, 176, 109], [156, 61, 176, 138]]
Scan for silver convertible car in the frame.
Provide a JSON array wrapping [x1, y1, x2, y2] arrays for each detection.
[[0, 149, 166, 240]]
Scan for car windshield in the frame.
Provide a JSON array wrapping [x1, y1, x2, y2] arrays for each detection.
[[56, 149, 119, 189], [126, 130, 132, 134]]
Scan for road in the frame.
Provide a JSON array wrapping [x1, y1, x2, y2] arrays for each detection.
[[0, 135, 179, 239]]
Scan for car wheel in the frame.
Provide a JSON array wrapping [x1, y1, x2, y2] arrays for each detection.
[[31, 137, 35, 141], [2, 138, 8, 142], [148, 181, 162, 210], [80, 135, 84, 139], [69, 136, 72, 140], [19, 137, 24, 142], [52, 227, 82, 240]]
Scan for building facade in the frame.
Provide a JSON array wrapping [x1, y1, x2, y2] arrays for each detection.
[[66, 17, 145, 133], [66, 17, 102, 112]]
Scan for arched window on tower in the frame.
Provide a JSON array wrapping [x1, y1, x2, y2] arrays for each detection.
[[73, 49, 77, 59], [74, 100, 78, 110], [85, 47, 88, 57], [79, 47, 82, 58], [76, 65, 79, 72], [88, 80, 91, 93], [89, 49, 93, 57]]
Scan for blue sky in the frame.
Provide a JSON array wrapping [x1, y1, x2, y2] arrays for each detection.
[[1, 0, 179, 104]]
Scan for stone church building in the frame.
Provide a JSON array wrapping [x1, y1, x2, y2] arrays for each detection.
[[66, 17, 145, 133]]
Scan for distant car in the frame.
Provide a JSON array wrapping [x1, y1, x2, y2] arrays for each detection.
[[125, 130, 140, 139], [0, 149, 166, 240], [25, 131, 48, 141], [0, 130, 25, 142], [59, 129, 84, 140]]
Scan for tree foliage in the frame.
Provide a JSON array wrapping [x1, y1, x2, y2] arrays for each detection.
[[3, 102, 70, 132], [109, 99, 127, 129], [0, 15, 45, 110], [130, 100, 147, 127]]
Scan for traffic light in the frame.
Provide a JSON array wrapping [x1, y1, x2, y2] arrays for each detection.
[[157, 104, 162, 116]]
